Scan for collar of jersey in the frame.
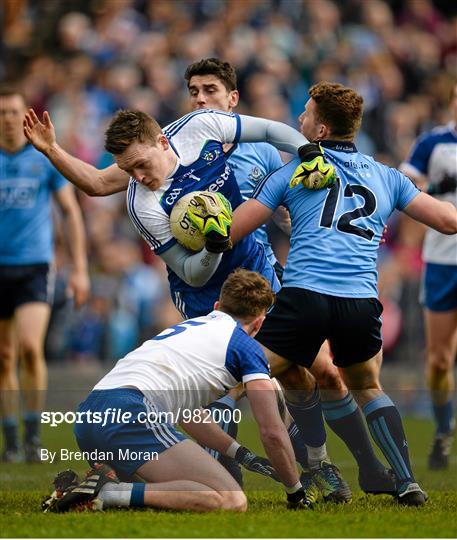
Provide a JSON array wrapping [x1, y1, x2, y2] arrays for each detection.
[[320, 140, 357, 153]]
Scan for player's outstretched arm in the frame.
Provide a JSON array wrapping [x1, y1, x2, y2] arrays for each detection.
[[230, 199, 274, 245], [23, 109, 129, 196], [403, 192, 457, 235]]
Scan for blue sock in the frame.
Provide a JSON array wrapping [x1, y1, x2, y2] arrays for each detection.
[[130, 483, 145, 507], [363, 395, 414, 488], [323, 393, 384, 475], [432, 400, 455, 435], [24, 411, 40, 443], [2, 417, 19, 451], [287, 421, 308, 469], [286, 385, 326, 448]]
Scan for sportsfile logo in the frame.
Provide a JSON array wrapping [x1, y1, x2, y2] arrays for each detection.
[[41, 407, 241, 427]]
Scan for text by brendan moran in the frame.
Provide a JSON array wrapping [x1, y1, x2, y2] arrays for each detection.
[[40, 448, 159, 464]]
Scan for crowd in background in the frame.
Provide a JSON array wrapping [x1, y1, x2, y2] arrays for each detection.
[[2, 0, 456, 365]]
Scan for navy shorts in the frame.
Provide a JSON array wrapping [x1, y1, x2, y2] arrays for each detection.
[[255, 287, 383, 368], [0, 263, 55, 319], [74, 388, 187, 477], [421, 263, 457, 312]]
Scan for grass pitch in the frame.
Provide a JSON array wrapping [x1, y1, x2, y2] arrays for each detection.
[[1, 417, 456, 538]]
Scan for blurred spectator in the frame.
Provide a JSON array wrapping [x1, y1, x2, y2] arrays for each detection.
[[5, 0, 456, 365]]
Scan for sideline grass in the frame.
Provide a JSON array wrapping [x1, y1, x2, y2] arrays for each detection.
[[1, 418, 456, 538]]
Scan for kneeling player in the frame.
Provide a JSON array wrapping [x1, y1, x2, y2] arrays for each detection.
[[44, 270, 310, 513]]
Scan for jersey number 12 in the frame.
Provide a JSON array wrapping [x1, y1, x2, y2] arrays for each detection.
[[319, 178, 376, 240]]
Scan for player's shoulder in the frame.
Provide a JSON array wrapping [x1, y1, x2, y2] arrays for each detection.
[[415, 123, 457, 147], [163, 109, 237, 138]]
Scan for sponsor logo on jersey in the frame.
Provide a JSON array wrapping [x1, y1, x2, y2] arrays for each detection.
[[344, 160, 369, 170], [0, 179, 39, 209], [206, 164, 231, 192], [164, 187, 183, 205]]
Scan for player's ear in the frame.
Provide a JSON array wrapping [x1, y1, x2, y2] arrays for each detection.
[[228, 90, 239, 109], [157, 134, 169, 150], [214, 300, 220, 310], [248, 314, 266, 337]]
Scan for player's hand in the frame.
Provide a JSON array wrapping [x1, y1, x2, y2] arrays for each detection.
[[290, 143, 337, 190], [234, 446, 281, 482], [187, 192, 233, 253], [427, 174, 457, 196], [66, 270, 90, 308], [23, 109, 57, 154], [286, 488, 314, 509]]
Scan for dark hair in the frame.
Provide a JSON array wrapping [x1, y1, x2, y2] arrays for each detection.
[[0, 84, 27, 106], [218, 269, 275, 322], [104, 109, 162, 154], [184, 58, 237, 92], [309, 82, 364, 140]]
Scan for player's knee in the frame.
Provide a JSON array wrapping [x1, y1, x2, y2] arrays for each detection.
[[427, 351, 454, 373], [219, 490, 247, 512], [19, 340, 43, 367], [315, 365, 345, 392], [0, 345, 15, 374]]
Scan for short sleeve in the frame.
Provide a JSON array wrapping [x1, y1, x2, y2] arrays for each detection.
[[225, 326, 270, 383], [393, 169, 421, 211], [252, 160, 295, 211], [402, 133, 434, 177]]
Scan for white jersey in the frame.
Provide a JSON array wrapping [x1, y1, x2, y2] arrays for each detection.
[[401, 122, 457, 265], [94, 310, 270, 418], [127, 109, 242, 255]]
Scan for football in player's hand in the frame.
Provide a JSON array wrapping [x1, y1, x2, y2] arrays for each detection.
[[170, 191, 207, 251]]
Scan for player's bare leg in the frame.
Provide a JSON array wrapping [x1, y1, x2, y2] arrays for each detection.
[[340, 350, 427, 506], [0, 316, 20, 461], [424, 308, 457, 469], [16, 302, 51, 462], [311, 341, 395, 494], [46, 442, 247, 513]]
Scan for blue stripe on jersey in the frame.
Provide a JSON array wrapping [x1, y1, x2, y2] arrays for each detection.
[[233, 114, 241, 144], [224, 324, 270, 381], [127, 182, 161, 249]]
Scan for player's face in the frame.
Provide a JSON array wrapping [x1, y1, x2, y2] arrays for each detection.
[[188, 75, 239, 112], [0, 94, 27, 142], [115, 140, 169, 190], [298, 99, 325, 142]]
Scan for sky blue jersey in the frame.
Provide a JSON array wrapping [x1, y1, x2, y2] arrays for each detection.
[[253, 140, 420, 297], [0, 143, 67, 265], [227, 142, 283, 266]]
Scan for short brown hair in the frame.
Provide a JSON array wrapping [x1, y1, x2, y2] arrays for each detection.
[[309, 82, 364, 140], [104, 110, 162, 155], [218, 269, 275, 322], [0, 84, 27, 106], [184, 58, 237, 92]]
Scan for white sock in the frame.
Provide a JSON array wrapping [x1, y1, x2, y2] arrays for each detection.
[[98, 482, 132, 508], [306, 444, 328, 469]]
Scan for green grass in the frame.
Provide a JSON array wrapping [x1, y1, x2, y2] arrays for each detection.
[[1, 417, 456, 538]]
